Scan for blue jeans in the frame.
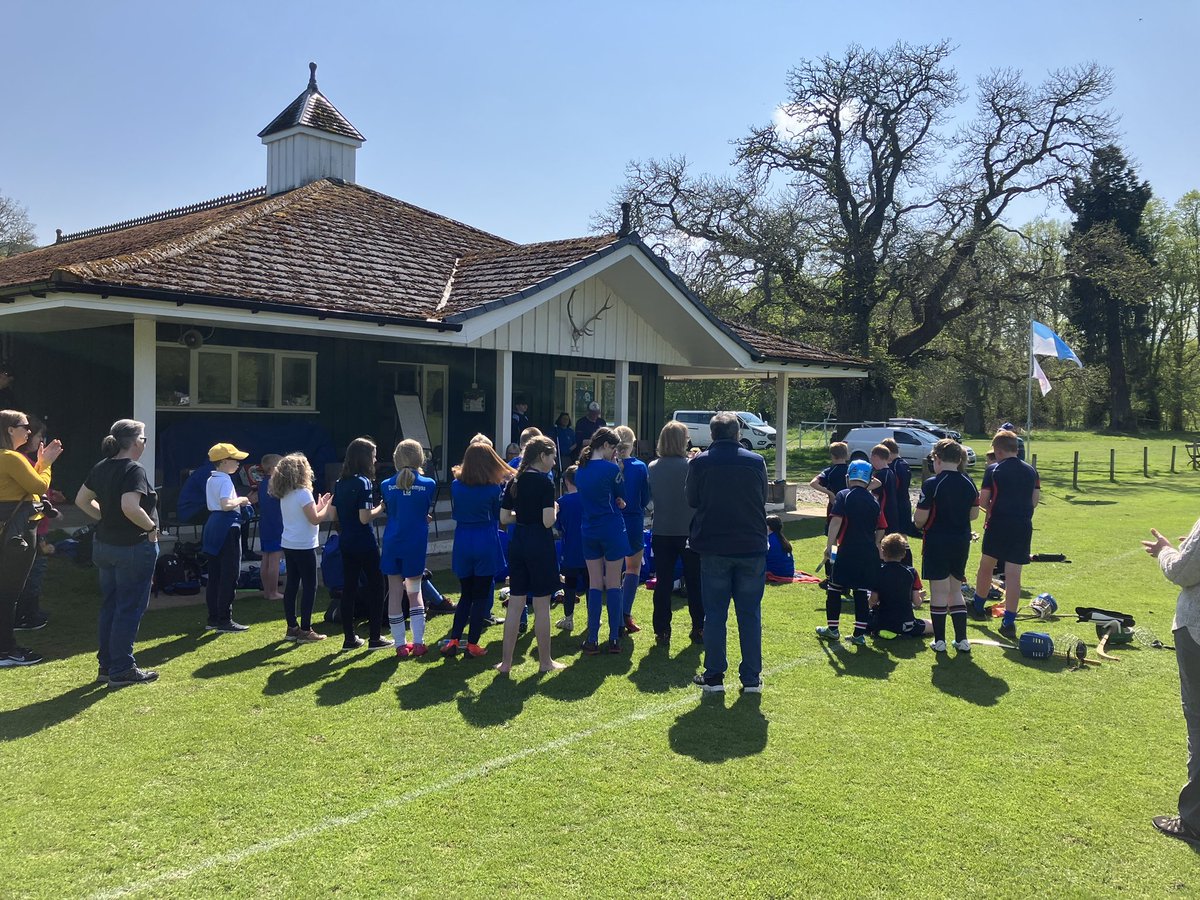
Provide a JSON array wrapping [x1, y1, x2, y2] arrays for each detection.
[[93, 539, 159, 674], [700, 553, 765, 686]]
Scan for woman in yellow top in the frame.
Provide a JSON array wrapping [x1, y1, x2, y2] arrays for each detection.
[[0, 409, 62, 666]]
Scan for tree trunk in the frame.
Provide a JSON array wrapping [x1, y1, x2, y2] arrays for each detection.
[[962, 374, 985, 435], [1105, 295, 1137, 431], [830, 373, 897, 435]]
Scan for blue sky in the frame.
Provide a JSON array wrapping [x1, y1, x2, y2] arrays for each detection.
[[4, 0, 1196, 247]]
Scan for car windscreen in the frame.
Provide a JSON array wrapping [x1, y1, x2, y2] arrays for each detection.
[[737, 412, 766, 426]]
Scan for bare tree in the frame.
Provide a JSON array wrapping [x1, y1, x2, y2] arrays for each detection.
[[603, 42, 1115, 421], [0, 191, 37, 259]]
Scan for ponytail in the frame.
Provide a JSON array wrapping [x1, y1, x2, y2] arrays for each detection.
[[101, 418, 145, 458], [767, 514, 791, 553], [579, 427, 618, 467], [393, 439, 425, 490]]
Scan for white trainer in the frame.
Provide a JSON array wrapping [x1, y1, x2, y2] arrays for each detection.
[[953, 639, 972, 652], [930, 640, 948, 652], [556, 615, 574, 630]]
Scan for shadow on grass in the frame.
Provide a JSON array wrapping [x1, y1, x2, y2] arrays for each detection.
[[538, 641, 633, 703], [628, 639, 702, 694], [818, 639, 898, 679], [316, 652, 396, 705], [396, 649, 485, 711], [192, 638, 299, 680], [668, 692, 767, 762], [456, 669, 546, 727], [0, 681, 110, 742], [930, 653, 1009, 705]]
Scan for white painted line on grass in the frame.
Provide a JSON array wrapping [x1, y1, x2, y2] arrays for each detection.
[[92, 657, 805, 899]]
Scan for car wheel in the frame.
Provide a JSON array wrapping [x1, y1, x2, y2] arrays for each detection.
[[740, 439, 753, 450]]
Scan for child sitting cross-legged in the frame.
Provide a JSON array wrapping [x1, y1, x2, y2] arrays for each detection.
[[868, 533, 932, 641]]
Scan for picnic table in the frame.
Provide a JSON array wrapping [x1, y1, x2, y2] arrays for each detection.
[[1186, 442, 1200, 471]]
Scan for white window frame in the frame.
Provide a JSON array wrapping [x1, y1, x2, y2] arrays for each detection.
[[554, 370, 642, 433], [156, 343, 318, 412]]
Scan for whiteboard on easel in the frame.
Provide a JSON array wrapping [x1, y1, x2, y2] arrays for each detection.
[[393, 394, 432, 455]]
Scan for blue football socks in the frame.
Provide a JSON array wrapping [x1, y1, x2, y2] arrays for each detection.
[[586, 588, 603, 644], [621, 572, 638, 616], [606, 588, 623, 642], [972, 593, 987, 616]]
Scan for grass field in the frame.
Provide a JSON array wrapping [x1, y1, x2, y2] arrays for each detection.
[[3, 431, 1200, 898]]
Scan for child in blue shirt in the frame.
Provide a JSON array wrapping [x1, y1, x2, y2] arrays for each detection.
[[555, 465, 587, 631], [573, 428, 627, 654], [765, 515, 795, 580], [380, 439, 435, 657]]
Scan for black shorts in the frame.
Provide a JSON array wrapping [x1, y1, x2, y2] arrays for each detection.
[[922, 533, 971, 582], [506, 527, 560, 597], [869, 612, 925, 638], [830, 544, 879, 592], [981, 519, 1032, 566]]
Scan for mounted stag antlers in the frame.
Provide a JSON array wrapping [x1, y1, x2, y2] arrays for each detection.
[[566, 288, 614, 348]]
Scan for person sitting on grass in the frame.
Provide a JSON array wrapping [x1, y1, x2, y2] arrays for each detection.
[[971, 429, 1039, 639], [914, 438, 979, 653], [868, 533, 931, 640], [817, 460, 884, 646], [765, 515, 795, 580]]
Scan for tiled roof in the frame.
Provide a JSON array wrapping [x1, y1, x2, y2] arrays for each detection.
[[724, 322, 868, 367], [440, 235, 621, 317], [0, 178, 864, 370], [0, 180, 513, 321], [258, 64, 364, 142]]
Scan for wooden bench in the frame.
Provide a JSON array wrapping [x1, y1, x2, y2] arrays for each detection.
[[1186, 442, 1200, 471]]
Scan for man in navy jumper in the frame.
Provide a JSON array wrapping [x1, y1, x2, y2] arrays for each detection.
[[686, 412, 768, 693]]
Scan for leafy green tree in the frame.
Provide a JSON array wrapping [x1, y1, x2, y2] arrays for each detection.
[[1063, 145, 1156, 431]]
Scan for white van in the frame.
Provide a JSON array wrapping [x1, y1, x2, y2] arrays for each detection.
[[843, 426, 976, 468], [672, 410, 777, 451]]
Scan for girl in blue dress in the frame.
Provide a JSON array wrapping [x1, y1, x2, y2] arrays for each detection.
[[553, 413, 577, 466], [380, 439, 436, 657], [572, 428, 627, 654], [613, 425, 650, 634], [441, 440, 511, 658]]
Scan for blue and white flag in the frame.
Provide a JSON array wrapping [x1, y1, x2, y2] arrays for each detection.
[[1032, 357, 1052, 396], [1031, 321, 1083, 367]]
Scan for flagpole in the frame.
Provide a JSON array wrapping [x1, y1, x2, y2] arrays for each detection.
[[1026, 312, 1034, 459]]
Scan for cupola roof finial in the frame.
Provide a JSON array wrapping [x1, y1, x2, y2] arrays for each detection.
[[308, 62, 318, 91]]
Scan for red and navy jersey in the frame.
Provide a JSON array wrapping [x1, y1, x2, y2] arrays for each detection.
[[916, 471, 979, 536], [981, 457, 1039, 522], [871, 465, 898, 530], [875, 560, 922, 621], [831, 485, 885, 551], [817, 462, 848, 514], [889, 457, 912, 494]]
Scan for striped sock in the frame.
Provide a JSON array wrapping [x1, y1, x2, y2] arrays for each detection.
[[409, 597, 426, 645], [950, 605, 968, 642], [931, 606, 947, 643], [852, 590, 869, 637], [825, 590, 842, 630], [621, 572, 638, 616], [388, 614, 406, 646]]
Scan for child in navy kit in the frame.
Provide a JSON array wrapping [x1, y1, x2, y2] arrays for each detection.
[[380, 439, 436, 658], [868, 533, 931, 638], [914, 438, 979, 652], [555, 465, 587, 631], [257, 454, 285, 601], [614, 425, 650, 635], [880, 438, 915, 537], [573, 428, 628, 654], [202, 443, 253, 633], [765, 515, 795, 580], [809, 441, 850, 522], [817, 460, 885, 645], [869, 444, 899, 534], [442, 440, 511, 658], [271, 453, 335, 643], [972, 429, 1040, 639], [496, 436, 565, 674], [332, 438, 392, 651]]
